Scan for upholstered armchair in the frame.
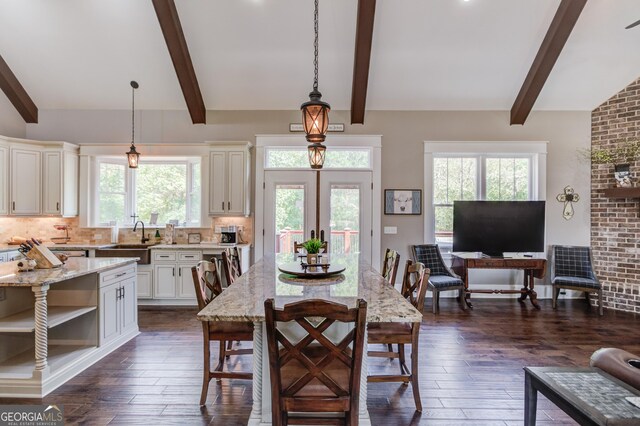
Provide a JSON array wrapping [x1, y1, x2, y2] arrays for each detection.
[[551, 245, 603, 316]]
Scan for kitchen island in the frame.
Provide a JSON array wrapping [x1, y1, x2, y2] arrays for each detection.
[[0, 257, 139, 397], [198, 253, 422, 425]]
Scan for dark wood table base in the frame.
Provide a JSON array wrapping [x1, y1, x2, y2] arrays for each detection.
[[452, 255, 546, 310]]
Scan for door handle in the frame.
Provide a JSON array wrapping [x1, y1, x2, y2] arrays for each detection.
[[222, 201, 224, 211], [122, 286, 125, 299], [179, 268, 181, 277], [228, 201, 231, 210], [116, 287, 121, 300], [12, 201, 15, 211], [172, 268, 175, 276], [56, 202, 60, 211]]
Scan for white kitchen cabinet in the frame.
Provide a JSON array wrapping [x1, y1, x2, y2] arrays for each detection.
[[99, 265, 137, 346], [0, 144, 8, 215], [153, 264, 177, 298], [10, 147, 41, 215], [136, 266, 153, 299], [207, 142, 251, 216], [148, 249, 202, 303], [178, 265, 196, 299], [42, 150, 79, 216]]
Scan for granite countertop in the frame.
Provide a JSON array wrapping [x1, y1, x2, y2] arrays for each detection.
[[197, 253, 422, 324], [151, 243, 251, 250], [0, 243, 117, 253], [0, 257, 138, 287]]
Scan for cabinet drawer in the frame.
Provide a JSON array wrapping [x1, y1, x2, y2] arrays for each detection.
[[100, 264, 136, 286], [178, 251, 202, 262], [154, 251, 177, 262]]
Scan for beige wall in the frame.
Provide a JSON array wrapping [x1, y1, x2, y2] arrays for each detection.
[[26, 109, 591, 264]]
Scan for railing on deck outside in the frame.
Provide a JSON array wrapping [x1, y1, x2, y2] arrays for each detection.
[[276, 228, 360, 254]]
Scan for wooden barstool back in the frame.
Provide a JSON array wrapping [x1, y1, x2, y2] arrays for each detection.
[[401, 260, 429, 311], [381, 248, 401, 285], [264, 298, 368, 425], [221, 247, 242, 285], [192, 260, 223, 310]]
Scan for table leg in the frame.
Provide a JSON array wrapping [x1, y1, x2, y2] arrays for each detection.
[[524, 372, 537, 426], [463, 269, 473, 309], [529, 272, 540, 310], [518, 270, 529, 302], [248, 321, 263, 425], [32, 285, 49, 372]]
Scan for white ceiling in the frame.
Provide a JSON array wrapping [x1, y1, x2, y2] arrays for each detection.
[[0, 0, 639, 112]]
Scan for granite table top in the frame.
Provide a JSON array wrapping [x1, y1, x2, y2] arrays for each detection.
[[197, 253, 423, 323], [0, 257, 138, 287]]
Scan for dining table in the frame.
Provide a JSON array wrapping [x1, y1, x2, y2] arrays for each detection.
[[197, 253, 423, 425]]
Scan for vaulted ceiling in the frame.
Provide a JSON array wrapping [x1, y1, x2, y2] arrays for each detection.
[[0, 0, 639, 116]]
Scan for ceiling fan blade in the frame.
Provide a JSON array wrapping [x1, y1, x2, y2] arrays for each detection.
[[625, 19, 640, 29]]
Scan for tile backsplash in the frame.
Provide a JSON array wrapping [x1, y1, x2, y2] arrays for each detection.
[[0, 217, 253, 245]]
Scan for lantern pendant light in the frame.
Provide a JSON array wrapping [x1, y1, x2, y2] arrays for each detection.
[[126, 81, 140, 168], [301, 0, 330, 168]]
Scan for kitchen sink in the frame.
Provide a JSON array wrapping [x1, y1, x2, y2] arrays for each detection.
[[95, 244, 157, 265]]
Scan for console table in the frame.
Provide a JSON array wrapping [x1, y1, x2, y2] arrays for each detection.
[[524, 366, 640, 425], [450, 253, 546, 309]]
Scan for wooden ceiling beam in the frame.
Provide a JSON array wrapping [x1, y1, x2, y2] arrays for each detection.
[[152, 0, 206, 124], [350, 0, 376, 125], [0, 54, 38, 123], [510, 0, 587, 125]]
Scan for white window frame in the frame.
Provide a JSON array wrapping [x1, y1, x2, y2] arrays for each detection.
[[93, 156, 202, 227], [424, 141, 548, 248]]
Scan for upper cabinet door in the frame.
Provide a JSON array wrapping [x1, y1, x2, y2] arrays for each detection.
[[209, 151, 226, 215], [62, 151, 78, 217], [11, 148, 41, 215], [42, 151, 62, 215], [227, 151, 246, 215], [0, 146, 8, 215]]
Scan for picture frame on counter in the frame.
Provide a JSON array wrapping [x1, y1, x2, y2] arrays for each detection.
[[188, 233, 201, 244]]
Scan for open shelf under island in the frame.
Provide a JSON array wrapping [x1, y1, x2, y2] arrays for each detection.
[[0, 257, 139, 397]]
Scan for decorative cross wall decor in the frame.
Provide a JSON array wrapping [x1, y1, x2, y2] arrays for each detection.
[[556, 186, 580, 220]]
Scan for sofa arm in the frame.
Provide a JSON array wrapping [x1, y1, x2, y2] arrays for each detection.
[[590, 347, 640, 390]]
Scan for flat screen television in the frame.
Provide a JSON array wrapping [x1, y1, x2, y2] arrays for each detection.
[[452, 201, 545, 256]]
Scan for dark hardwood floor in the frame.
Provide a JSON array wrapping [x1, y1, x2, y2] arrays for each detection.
[[3, 298, 639, 425]]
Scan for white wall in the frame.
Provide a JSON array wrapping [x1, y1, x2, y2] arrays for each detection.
[[0, 95, 26, 138], [26, 109, 592, 285]]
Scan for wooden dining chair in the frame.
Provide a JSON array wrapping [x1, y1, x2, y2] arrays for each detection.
[[367, 260, 428, 412], [381, 248, 400, 285], [221, 247, 242, 286], [192, 261, 253, 406], [264, 298, 368, 425]]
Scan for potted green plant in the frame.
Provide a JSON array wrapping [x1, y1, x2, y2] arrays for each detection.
[[302, 238, 323, 265], [582, 138, 640, 187]]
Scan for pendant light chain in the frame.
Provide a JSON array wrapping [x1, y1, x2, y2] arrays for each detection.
[[313, 0, 319, 92], [131, 84, 135, 145]]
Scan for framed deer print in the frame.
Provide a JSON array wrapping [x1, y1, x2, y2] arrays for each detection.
[[384, 189, 422, 215]]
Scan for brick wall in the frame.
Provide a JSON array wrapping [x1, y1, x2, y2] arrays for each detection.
[[591, 77, 640, 313]]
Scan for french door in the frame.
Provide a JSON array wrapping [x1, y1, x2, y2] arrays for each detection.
[[264, 170, 373, 263]]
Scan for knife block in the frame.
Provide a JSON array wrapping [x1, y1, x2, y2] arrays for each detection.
[[26, 245, 63, 269]]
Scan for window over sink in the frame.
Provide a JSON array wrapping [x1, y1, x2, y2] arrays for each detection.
[[95, 157, 201, 227]]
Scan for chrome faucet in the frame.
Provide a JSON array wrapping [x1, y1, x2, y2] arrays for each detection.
[[133, 221, 149, 244]]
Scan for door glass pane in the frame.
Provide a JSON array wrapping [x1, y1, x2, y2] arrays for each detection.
[[329, 185, 359, 255], [275, 185, 305, 254]]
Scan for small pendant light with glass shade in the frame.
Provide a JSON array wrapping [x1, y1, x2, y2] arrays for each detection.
[[300, 0, 330, 169], [126, 81, 140, 168]]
